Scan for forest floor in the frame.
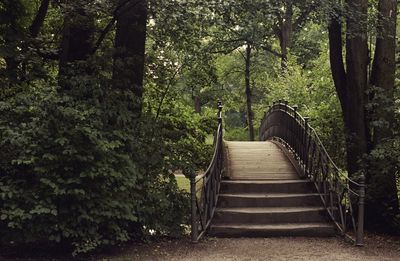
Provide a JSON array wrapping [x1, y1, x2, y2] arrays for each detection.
[[94, 233, 400, 261]]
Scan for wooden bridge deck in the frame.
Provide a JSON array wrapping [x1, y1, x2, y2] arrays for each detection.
[[225, 141, 298, 180]]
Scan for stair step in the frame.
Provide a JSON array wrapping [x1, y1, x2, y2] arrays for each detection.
[[231, 168, 296, 172], [229, 174, 298, 180], [213, 207, 328, 224], [209, 223, 335, 237], [212, 141, 335, 239], [220, 180, 315, 193], [230, 163, 295, 168], [226, 141, 280, 148], [229, 155, 289, 160], [218, 193, 323, 207]]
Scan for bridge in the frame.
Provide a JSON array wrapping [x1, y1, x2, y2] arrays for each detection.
[[188, 100, 365, 246]]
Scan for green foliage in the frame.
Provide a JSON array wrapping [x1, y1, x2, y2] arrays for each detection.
[[146, 101, 214, 173], [0, 74, 197, 254], [224, 127, 249, 141], [1, 83, 135, 254], [256, 52, 346, 167], [2, 0, 398, 254], [363, 84, 400, 228], [291, 23, 325, 67]]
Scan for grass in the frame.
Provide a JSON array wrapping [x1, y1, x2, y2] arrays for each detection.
[[205, 134, 214, 145], [175, 175, 203, 199], [176, 175, 190, 192]]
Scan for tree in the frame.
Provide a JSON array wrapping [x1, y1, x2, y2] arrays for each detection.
[[367, 0, 399, 228], [266, 0, 319, 68], [59, 1, 95, 86], [146, 0, 219, 115], [207, 0, 275, 140], [113, 0, 148, 119], [328, 0, 369, 176], [29, 0, 51, 38], [328, 0, 399, 229], [0, 0, 51, 85]]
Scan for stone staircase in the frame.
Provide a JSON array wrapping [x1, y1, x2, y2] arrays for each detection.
[[209, 141, 334, 237]]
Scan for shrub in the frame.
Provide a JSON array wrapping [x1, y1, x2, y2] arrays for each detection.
[[0, 80, 197, 255]]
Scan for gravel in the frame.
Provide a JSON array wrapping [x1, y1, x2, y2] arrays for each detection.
[[99, 234, 400, 261]]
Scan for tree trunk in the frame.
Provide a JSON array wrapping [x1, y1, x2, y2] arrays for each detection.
[[328, 17, 347, 116], [59, 2, 95, 85], [245, 43, 255, 141], [329, 0, 399, 231], [4, 57, 19, 84], [370, 0, 397, 144], [328, 0, 369, 177], [277, 1, 293, 69], [366, 0, 399, 228], [113, 0, 148, 119], [344, 0, 369, 176], [193, 96, 202, 114]]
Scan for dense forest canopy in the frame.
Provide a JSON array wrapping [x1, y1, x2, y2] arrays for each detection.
[[0, 0, 399, 255]]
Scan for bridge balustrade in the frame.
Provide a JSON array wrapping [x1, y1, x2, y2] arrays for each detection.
[[189, 100, 224, 243], [259, 101, 365, 246]]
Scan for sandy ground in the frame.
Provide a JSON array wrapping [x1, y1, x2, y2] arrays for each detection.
[[96, 234, 400, 261]]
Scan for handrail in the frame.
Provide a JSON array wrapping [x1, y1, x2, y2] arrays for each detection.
[[189, 99, 224, 243], [259, 100, 365, 246]]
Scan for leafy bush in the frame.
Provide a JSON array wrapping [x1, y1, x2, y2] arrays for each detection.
[[0, 79, 202, 254], [224, 127, 249, 141]]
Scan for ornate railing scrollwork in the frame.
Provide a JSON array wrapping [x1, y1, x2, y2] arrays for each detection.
[[259, 100, 365, 246]]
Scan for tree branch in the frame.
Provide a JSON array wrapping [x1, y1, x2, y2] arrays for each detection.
[[92, 0, 142, 54], [238, 49, 246, 61], [29, 0, 51, 37], [261, 45, 283, 58], [155, 62, 186, 121], [36, 48, 60, 60], [92, 18, 117, 54]]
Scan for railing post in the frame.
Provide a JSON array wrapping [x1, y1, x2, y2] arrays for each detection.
[[190, 169, 198, 243], [292, 105, 298, 155], [260, 110, 267, 141], [283, 101, 288, 142], [217, 99, 223, 123], [304, 117, 310, 175], [356, 174, 365, 246]]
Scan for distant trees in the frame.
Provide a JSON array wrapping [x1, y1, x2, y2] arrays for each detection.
[[271, 0, 318, 67], [204, 0, 319, 140], [205, 0, 271, 141]]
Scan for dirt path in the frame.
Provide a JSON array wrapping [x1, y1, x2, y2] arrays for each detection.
[[99, 234, 400, 261]]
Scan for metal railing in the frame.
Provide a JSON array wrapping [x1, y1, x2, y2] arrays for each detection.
[[189, 100, 224, 243], [259, 101, 365, 246]]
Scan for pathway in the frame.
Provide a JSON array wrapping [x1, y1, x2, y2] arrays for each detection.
[[99, 235, 400, 261]]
